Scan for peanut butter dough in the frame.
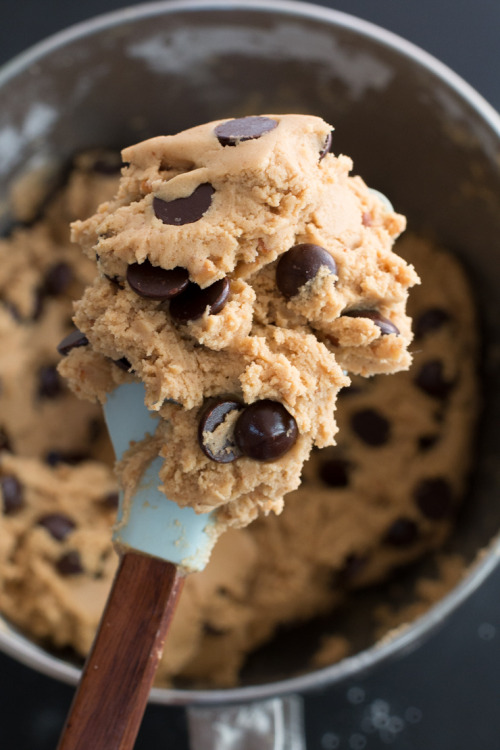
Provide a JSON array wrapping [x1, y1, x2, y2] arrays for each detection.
[[60, 115, 418, 528], [0, 148, 477, 686]]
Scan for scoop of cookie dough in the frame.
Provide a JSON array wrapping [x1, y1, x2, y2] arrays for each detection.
[[59, 114, 418, 529]]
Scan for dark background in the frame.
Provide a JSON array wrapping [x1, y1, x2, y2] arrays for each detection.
[[0, 1, 500, 749]]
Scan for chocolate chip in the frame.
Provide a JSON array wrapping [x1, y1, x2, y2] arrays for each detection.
[[88, 418, 103, 442], [45, 451, 89, 467], [0, 427, 11, 452], [198, 397, 244, 463], [4, 300, 21, 321], [113, 357, 133, 372], [104, 273, 124, 288], [1, 475, 24, 515], [234, 400, 298, 461], [337, 384, 363, 399], [384, 517, 419, 547], [43, 262, 73, 296], [351, 409, 390, 446], [319, 131, 332, 161], [169, 278, 230, 323], [414, 308, 450, 339], [57, 328, 89, 356], [414, 478, 453, 520], [276, 244, 337, 299], [203, 622, 228, 637], [415, 360, 454, 399], [337, 553, 368, 585], [214, 116, 278, 146], [90, 153, 123, 174], [418, 434, 439, 452], [55, 550, 84, 576], [99, 492, 120, 510], [37, 513, 76, 541], [38, 365, 63, 399], [319, 458, 350, 488], [32, 288, 45, 320], [153, 184, 214, 225], [343, 309, 400, 336], [126, 260, 189, 300]]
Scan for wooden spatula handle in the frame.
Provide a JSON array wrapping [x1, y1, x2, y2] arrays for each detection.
[[57, 551, 184, 750]]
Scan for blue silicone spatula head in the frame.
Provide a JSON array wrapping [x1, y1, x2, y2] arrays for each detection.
[[103, 381, 217, 572]]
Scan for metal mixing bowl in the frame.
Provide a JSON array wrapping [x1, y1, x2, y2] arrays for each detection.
[[1, 1, 500, 745]]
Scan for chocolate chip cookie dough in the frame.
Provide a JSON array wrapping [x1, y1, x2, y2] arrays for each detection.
[[0, 147, 477, 686], [59, 115, 418, 528]]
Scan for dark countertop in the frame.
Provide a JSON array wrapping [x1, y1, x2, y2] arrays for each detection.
[[0, 2, 499, 749]]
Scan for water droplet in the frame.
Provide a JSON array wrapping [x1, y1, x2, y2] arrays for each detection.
[[321, 732, 340, 749], [478, 622, 496, 641], [370, 699, 390, 717], [404, 706, 423, 724], [360, 716, 376, 734], [372, 714, 390, 730], [387, 716, 405, 734], [347, 687, 366, 705], [349, 733, 367, 750], [379, 729, 397, 744]]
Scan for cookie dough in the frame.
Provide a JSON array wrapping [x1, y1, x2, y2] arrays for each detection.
[[0, 145, 477, 687], [59, 115, 418, 528]]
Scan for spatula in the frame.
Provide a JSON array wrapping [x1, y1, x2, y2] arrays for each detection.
[[57, 381, 217, 750]]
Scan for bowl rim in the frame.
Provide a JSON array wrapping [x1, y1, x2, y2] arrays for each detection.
[[1, 0, 500, 707]]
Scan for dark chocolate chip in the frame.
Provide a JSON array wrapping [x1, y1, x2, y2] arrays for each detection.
[[418, 434, 439, 452], [234, 400, 298, 461], [153, 184, 214, 225], [337, 553, 368, 585], [198, 397, 244, 463], [414, 308, 450, 339], [32, 288, 45, 321], [45, 451, 89, 467], [337, 384, 363, 399], [415, 360, 454, 399], [126, 259, 189, 300], [1, 475, 24, 515], [90, 153, 123, 174], [88, 418, 103, 442], [319, 457, 350, 488], [343, 309, 400, 336], [319, 131, 332, 161], [57, 328, 89, 356], [37, 513, 76, 541], [351, 408, 390, 446], [104, 273, 124, 288], [203, 622, 228, 637], [169, 278, 230, 323], [55, 550, 84, 576], [0, 427, 11, 452], [38, 365, 63, 399], [214, 116, 278, 146], [4, 301, 21, 322], [276, 243, 337, 299], [43, 262, 73, 296], [99, 491, 120, 510], [113, 357, 133, 372], [413, 477, 453, 520], [384, 517, 419, 547]]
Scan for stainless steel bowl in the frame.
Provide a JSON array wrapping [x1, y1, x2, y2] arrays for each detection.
[[1, 1, 500, 746]]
